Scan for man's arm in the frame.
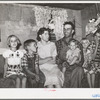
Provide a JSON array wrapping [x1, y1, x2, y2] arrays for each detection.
[[78, 42, 84, 67], [55, 40, 69, 71]]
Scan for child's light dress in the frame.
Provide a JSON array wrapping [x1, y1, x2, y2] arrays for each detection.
[[66, 48, 80, 64], [3, 49, 25, 77]]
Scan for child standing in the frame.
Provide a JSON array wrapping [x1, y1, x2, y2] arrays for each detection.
[[81, 38, 95, 88], [3, 35, 26, 88], [21, 39, 40, 88]]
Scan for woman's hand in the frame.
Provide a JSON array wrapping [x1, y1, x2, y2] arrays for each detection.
[[46, 57, 53, 61], [39, 56, 53, 65], [47, 59, 56, 64]]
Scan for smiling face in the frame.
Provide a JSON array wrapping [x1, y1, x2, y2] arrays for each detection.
[[69, 41, 77, 50], [82, 40, 89, 49], [40, 30, 49, 42], [64, 24, 74, 38], [28, 42, 37, 52], [9, 36, 18, 48]]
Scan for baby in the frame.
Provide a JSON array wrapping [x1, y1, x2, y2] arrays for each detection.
[[66, 40, 81, 65]]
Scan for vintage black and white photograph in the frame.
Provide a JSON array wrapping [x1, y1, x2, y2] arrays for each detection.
[[0, 2, 100, 89]]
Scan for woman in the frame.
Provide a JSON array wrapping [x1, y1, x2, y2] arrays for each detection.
[[37, 27, 64, 88]]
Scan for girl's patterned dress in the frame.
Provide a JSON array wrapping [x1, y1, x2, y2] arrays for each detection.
[[3, 49, 25, 77]]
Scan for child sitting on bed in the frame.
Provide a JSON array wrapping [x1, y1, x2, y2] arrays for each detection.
[[21, 39, 40, 88], [3, 35, 26, 88]]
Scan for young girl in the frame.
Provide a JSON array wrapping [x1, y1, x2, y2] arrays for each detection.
[[81, 38, 95, 88], [3, 35, 27, 88], [66, 40, 81, 66], [37, 27, 64, 88]]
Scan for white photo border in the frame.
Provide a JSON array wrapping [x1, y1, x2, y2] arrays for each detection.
[[0, 1, 100, 99]]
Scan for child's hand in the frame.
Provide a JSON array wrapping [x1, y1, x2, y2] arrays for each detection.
[[84, 68, 88, 73], [97, 68, 100, 72], [69, 63, 73, 65], [89, 70, 94, 74], [35, 74, 39, 82]]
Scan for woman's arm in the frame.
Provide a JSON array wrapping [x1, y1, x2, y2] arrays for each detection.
[[39, 57, 53, 65]]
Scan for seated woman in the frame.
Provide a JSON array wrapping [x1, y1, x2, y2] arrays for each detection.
[[37, 27, 64, 88]]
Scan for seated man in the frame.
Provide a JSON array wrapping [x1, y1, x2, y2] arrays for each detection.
[[56, 21, 84, 88]]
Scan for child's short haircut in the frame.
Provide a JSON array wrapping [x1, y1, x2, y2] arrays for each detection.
[[7, 35, 21, 49], [24, 39, 36, 51], [81, 38, 90, 46]]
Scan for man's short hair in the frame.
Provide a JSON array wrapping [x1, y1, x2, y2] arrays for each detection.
[[63, 21, 75, 30]]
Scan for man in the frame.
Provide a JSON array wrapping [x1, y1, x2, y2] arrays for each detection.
[[55, 21, 84, 88]]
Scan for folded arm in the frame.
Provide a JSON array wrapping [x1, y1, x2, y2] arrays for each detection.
[[39, 57, 53, 65]]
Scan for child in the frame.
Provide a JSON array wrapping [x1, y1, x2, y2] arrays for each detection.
[[3, 35, 26, 88], [66, 40, 81, 66], [81, 38, 95, 88], [21, 39, 40, 88]]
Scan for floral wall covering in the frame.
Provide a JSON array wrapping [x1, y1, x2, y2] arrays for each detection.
[[33, 5, 68, 40], [0, 4, 82, 50]]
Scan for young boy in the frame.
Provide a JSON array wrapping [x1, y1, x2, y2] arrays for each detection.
[[21, 39, 40, 88]]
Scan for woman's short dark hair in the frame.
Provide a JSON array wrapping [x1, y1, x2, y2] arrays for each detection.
[[63, 21, 75, 30], [37, 27, 49, 41]]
